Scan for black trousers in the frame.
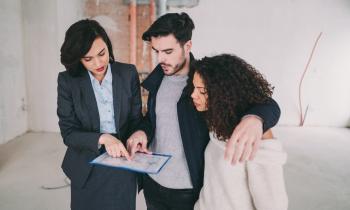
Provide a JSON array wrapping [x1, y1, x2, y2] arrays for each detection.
[[143, 174, 197, 210], [71, 165, 137, 210]]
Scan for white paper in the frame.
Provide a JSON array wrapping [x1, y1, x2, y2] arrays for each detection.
[[90, 152, 171, 174]]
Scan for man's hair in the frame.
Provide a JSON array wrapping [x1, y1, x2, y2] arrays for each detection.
[[142, 12, 195, 45], [60, 19, 115, 77], [192, 54, 274, 141]]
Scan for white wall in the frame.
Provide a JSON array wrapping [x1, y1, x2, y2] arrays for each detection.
[[170, 0, 350, 127], [22, 0, 83, 133], [0, 0, 83, 143], [22, 0, 59, 132], [0, 0, 28, 144], [56, 0, 84, 54], [1, 0, 349, 144]]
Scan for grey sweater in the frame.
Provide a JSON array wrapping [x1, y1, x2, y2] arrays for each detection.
[[149, 75, 193, 189]]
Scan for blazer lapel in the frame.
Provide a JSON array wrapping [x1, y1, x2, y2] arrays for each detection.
[[111, 66, 121, 134], [79, 72, 100, 132]]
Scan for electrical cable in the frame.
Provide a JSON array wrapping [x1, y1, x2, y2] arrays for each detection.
[[40, 177, 70, 190]]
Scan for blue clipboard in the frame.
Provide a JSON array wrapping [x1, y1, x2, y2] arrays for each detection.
[[90, 152, 171, 174]]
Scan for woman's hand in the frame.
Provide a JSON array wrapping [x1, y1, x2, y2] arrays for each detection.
[[99, 134, 131, 160]]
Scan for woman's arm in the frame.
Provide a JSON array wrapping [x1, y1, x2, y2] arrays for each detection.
[[246, 139, 288, 210], [57, 72, 102, 154]]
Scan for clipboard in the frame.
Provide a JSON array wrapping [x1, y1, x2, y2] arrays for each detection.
[[90, 152, 171, 174]]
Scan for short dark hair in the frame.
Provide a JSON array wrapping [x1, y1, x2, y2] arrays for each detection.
[[193, 54, 274, 141], [60, 19, 115, 77], [142, 12, 195, 45]]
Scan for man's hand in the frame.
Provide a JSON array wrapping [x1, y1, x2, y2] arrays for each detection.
[[225, 115, 263, 165], [127, 130, 151, 158], [99, 134, 131, 160]]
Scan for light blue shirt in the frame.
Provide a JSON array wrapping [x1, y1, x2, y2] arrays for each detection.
[[88, 64, 116, 134]]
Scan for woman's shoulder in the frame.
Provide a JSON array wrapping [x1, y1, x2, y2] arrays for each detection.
[[209, 132, 227, 150], [251, 139, 287, 165], [111, 62, 138, 78], [57, 70, 72, 83], [58, 70, 70, 76], [57, 70, 84, 85]]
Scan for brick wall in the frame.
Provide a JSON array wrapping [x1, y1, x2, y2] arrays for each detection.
[[84, 0, 153, 113], [84, 0, 131, 64]]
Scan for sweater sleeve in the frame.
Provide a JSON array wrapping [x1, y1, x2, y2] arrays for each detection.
[[246, 140, 288, 210], [244, 98, 281, 132]]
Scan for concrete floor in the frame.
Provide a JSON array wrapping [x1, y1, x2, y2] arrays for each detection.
[[0, 132, 147, 210], [0, 127, 350, 210]]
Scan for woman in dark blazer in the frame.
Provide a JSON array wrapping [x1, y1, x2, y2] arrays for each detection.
[[57, 19, 142, 210]]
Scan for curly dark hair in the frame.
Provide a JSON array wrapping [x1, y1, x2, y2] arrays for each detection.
[[193, 54, 274, 141]]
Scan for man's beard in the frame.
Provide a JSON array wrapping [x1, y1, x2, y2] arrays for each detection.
[[162, 56, 187, 76], [172, 58, 187, 75]]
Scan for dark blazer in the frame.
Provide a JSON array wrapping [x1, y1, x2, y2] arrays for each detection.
[[57, 62, 143, 189], [140, 53, 281, 196]]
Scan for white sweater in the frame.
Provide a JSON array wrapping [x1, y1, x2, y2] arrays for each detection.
[[194, 132, 288, 210]]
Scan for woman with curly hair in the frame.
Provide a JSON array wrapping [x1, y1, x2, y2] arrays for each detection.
[[191, 54, 288, 210]]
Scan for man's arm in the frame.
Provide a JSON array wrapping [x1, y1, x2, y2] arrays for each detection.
[[225, 98, 280, 164], [243, 98, 280, 132], [126, 91, 155, 157], [136, 107, 154, 143]]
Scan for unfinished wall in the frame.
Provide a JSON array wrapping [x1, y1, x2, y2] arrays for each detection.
[[84, 0, 153, 72], [170, 0, 350, 127], [0, 0, 27, 144], [22, 0, 83, 134], [2, 0, 349, 144], [84, 0, 153, 113]]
